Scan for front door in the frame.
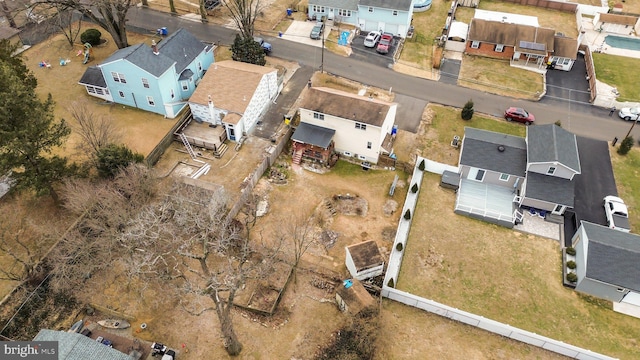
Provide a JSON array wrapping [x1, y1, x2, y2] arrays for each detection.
[[226, 124, 236, 141]]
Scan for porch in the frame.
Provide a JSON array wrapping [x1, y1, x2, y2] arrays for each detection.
[[454, 179, 521, 228]]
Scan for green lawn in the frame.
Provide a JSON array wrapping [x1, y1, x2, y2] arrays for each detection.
[[611, 148, 640, 232], [593, 53, 640, 102]]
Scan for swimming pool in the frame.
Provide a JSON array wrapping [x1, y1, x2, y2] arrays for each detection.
[[604, 35, 640, 51], [413, 0, 432, 12]]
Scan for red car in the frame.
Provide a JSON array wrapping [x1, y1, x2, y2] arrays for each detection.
[[376, 33, 393, 54], [504, 107, 535, 125]]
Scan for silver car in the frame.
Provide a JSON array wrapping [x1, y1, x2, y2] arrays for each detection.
[[618, 107, 640, 121], [363, 31, 381, 48]]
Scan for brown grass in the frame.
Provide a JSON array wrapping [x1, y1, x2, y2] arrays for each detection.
[[458, 55, 544, 100]]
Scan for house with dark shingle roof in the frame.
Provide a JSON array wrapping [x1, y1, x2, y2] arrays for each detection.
[[456, 124, 580, 227], [571, 221, 640, 318], [466, 16, 578, 71], [293, 87, 397, 165], [78, 28, 214, 118], [308, 0, 414, 38]]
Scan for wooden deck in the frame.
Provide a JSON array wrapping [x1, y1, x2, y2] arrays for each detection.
[[179, 120, 227, 150]]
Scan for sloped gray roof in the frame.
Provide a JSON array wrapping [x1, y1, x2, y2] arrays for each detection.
[[100, 28, 207, 77], [527, 124, 581, 173], [582, 221, 640, 292], [33, 329, 133, 360], [313, 0, 359, 11], [292, 122, 335, 148], [78, 66, 107, 87], [460, 127, 527, 177], [524, 172, 574, 207], [359, 0, 413, 11]]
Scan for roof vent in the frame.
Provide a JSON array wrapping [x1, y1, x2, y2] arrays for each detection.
[[498, 145, 505, 152]]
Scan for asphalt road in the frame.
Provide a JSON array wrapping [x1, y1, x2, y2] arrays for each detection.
[[126, 7, 639, 142]]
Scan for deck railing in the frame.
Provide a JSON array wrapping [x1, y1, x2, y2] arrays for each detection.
[[454, 202, 513, 222]]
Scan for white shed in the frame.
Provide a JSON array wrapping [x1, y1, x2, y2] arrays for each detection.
[[345, 240, 384, 281]]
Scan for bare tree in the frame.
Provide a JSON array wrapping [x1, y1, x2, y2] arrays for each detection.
[[31, 0, 134, 49], [69, 100, 122, 162], [120, 183, 281, 356], [49, 165, 157, 292], [0, 0, 16, 28], [278, 210, 317, 287], [225, 0, 265, 39], [0, 219, 42, 281], [53, 8, 82, 47]]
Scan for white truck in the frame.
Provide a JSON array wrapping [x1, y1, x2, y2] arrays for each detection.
[[604, 195, 630, 233]]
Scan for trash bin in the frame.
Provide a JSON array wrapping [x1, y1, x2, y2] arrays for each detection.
[[286, 8, 293, 16]]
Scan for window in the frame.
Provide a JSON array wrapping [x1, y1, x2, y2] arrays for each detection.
[[475, 169, 485, 181], [141, 78, 150, 88], [338, 9, 351, 17], [355, 122, 367, 130], [343, 151, 352, 156], [368, 7, 373, 12], [118, 91, 125, 98], [547, 166, 556, 175], [495, 44, 504, 52], [367, 141, 372, 149], [358, 155, 366, 160], [181, 81, 188, 91], [198, 61, 202, 71], [87, 86, 96, 94], [95, 88, 104, 95], [313, 5, 325, 12], [170, 89, 175, 99], [313, 112, 324, 120], [617, 288, 626, 292], [499, 173, 509, 181], [147, 96, 155, 106], [392, 10, 398, 16], [111, 72, 126, 83], [471, 41, 480, 49]]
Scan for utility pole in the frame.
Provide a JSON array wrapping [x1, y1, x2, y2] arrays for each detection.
[[623, 118, 639, 140], [321, 25, 325, 73]]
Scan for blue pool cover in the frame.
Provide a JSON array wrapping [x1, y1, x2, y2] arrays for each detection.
[[338, 31, 349, 46]]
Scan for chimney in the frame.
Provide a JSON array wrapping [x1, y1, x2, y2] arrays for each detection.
[[151, 40, 159, 55]]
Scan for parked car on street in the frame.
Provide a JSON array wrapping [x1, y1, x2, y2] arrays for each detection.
[[363, 31, 381, 48], [376, 33, 393, 54], [618, 107, 640, 121], [310, 21, 324, 40], [604, 195, 630, 232], [253, 36, 272, 54], [504, 107, 535, 125]]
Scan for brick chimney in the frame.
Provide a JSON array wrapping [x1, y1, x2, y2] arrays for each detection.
[[151, 40, 159, 55]]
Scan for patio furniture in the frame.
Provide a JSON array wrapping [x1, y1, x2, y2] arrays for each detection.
[[538, 210, 547, 219], [528, 208, 537, 216], [451, 135, 461, 148]]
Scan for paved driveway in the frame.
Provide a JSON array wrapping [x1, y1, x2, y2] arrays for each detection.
[[393, 94, 427, 133], [544, 53, 591, 104], [564, 136, 618, 245], [281, 20, 326, 47], [439, 59, 461, 85], [349, 32, 396, 69]]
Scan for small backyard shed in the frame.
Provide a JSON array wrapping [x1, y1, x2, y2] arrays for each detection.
[[336, 279, 376, 315], [345, 240, 384, 281]]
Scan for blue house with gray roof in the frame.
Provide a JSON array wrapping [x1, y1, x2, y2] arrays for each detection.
[[456, 124, 581, 228], [78, 28, 214, 118], [308, 0, 414, 38]]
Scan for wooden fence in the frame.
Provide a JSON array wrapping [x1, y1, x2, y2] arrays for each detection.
[[500, 0, 577, 13]]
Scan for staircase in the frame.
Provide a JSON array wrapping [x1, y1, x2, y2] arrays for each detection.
[[178, 132, 197, 160], [292, 151, 302, 165], [324, 199, 337, 216], [214, 143, 228, 159]]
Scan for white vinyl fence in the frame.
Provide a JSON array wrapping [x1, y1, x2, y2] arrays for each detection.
[[382, 157, 617, 360]]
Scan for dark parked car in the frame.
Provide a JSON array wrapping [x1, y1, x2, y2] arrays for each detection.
[[504, 107, 535, 125], [376, 33, 393, 54], [253, 36, 272, 54], [310, 21, 324, 40]]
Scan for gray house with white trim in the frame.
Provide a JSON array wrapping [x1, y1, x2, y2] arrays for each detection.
[[33, 329, 133, 360], [456, 124, 581, 227], [571, 221, 640, 318]]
